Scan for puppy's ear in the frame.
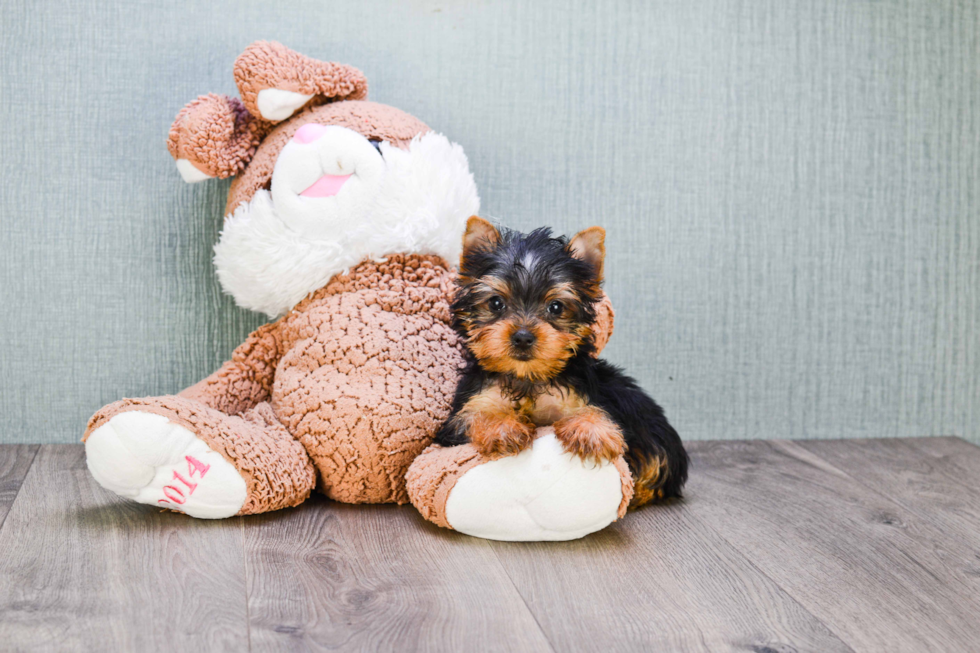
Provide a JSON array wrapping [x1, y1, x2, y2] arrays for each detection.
[[461, 216, 500, 264], [568, 226, 606, 282]]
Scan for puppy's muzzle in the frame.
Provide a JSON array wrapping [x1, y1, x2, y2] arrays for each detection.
[[510, 328, 537, 358]]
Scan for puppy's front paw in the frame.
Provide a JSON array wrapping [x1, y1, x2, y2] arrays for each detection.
[[554, 408, 625, 464], [468, 416, 535, 459]]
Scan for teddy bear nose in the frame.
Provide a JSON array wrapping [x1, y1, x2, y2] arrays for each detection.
[[511, 329, 536, 350], [293, 123, 328, 145]]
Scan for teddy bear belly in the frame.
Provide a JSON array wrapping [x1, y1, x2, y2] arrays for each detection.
[[270, 309, 463, 504]]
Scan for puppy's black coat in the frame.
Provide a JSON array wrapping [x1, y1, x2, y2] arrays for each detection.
[[435, 221, 688, 505]]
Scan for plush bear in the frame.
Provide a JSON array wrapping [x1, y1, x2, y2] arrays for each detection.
[[84, 42, 631, 541]]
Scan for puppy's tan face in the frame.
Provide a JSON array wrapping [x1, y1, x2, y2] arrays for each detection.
[[453, 219, 606, 383], [463, 280, 592, 382]]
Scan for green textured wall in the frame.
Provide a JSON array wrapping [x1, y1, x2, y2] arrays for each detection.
[[1, 0, 977, 443]]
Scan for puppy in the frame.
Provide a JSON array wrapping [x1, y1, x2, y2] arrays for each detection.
[[435, 217, 689, 507]]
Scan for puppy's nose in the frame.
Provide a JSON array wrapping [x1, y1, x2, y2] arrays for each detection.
[[511, 329, 536, 350]]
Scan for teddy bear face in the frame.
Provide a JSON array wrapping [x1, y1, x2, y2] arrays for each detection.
[[220, 99, 434, 219], [212, 120, 479, 318], [168, 43, 480, 317], [271, 123, 387, 239]]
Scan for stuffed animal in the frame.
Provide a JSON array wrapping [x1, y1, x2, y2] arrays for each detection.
[[84, 42, 632, 541]]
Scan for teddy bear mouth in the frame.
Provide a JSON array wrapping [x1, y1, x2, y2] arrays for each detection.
[[300, 173, 351, 198]]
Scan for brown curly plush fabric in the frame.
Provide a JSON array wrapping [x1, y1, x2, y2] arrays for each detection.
[[137, 42, 627, 524], [405, 443, 486, 528], [87, 254, 464, 509], [166, 40, 427, 216], [86, 253, 618, 513], [592, 294, 615, 354], [233, 40, 368, 121], [167, 94, 268, 179], [270, 254, 463, 503], [84, 397, 316, 515], [144, 254, 459, 506], [406, 436, 635, 531], [179, 321, 282, 415]]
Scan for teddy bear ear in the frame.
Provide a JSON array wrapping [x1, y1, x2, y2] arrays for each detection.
[[233, 40, 368, 123], [167, 93, 263, 182], [591, 293, 616, 356]]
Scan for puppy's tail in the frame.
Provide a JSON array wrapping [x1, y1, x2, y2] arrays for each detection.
[[627, 434, 689, 508]]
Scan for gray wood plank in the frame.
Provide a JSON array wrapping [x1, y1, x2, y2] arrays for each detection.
[[243, 495, 553, 653], [488, 499, 852, 652], [0, 445, 250, 652], [797, 437, 980, 589], [686, 439, 980, 652], [0, 444, 38, 530], [902, 436, 980, 490]]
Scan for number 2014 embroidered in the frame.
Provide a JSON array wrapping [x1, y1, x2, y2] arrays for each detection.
[[159, 455, 211, 505]]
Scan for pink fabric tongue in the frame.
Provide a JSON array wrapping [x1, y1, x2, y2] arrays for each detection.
[[300, 174, 351, 198]]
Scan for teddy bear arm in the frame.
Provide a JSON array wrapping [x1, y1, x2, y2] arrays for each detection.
[[167, 94, 268, 181], [178, 321, 283, 416], [592, 293, 615, 356]]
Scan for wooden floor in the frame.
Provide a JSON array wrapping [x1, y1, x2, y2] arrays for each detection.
[[1, 438, 979, 652]]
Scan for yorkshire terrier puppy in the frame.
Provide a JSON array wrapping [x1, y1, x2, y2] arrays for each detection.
[[435, 217, 689, 506]]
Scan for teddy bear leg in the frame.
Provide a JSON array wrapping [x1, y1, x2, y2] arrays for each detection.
[[406, 427, 635, 541], [301, 420, 427, 506], [84, 397, 315, 518]]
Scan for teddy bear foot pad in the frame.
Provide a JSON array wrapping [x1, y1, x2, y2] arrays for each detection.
[[85, 411, 247, 519], [408, 428, 634, 541]]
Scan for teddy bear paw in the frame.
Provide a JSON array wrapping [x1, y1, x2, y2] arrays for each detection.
[[85, 411, 247, 519], [441, 428, 630, 541]]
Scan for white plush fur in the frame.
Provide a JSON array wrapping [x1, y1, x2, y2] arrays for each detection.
[[214, 130, 480, 317], [270, 125, 388, 239], [176, 158, 213, 183], [86, 412, 247, 519], [444, 429, 625, 541], [256, 88, 314, 121]]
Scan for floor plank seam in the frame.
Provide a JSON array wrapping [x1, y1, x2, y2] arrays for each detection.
[[785, 440, 980, 604], [0, 444, 40, 535], [4, 441, 977, 651], [804, 447, 953, 520], [902, 438, 980, 495], [240, 516, 253, 653], [488, 542, 559, 653], [672, 503, 858, 653], [691, 439, 980, 649]]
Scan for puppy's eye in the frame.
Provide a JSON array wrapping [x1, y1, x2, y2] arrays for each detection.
[[369, 138, 383, 153], [547, 300, 564, 316], [488, 296, 506, 312]]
